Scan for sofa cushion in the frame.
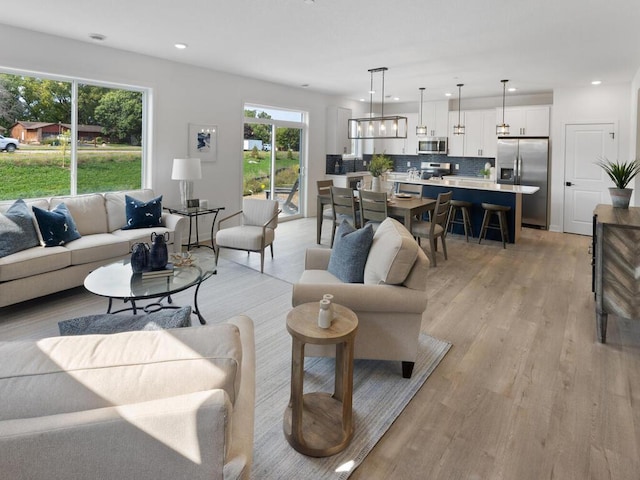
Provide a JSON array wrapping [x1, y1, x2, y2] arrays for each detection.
[[0, 199, 40, 258], [105, 189, 157, 232], [50, 194, 108, 236], [112, 226, 174, 251], [0, 246, 70, 282], [328, 220, 373, 283], [0, 323, 243, 421], [58, 307, 192, 336], [63, 233, 130, 265], [32, 203, 81, 247], [364, 217, 419, 285], [122, 194, 163, 230], [216, 225, 275, 251]]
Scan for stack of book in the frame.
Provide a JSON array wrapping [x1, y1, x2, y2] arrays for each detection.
[[141, 263, 174, 279]]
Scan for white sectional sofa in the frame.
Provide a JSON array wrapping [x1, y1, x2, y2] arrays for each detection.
[[0, 189, 186, 308], [0, 315, 256, 480]]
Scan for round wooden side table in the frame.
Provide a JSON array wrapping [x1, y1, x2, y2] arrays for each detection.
[[283, 302, 358, 457]]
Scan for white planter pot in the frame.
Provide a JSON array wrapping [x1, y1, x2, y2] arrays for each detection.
[[371, 176, 381, 192], [609, 187, 632, 208]]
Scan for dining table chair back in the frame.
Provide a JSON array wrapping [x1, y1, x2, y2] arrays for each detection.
[[329, 186, 359, 247], [410, 190, 453, 267], [359, 190, 388, 230]]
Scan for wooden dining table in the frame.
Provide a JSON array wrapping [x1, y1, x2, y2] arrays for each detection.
[[316, 193, 436, 244]]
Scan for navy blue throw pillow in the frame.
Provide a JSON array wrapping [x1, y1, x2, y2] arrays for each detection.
[[32, 203, 81, 247], [122, 195, 163, 230], [0, 199, 40, 258], [327, 220, 374, 283]]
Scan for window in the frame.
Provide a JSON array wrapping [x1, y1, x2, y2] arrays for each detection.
[[0, 72, 146, 200]]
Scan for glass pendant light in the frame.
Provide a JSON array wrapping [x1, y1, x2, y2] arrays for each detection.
[[496, 79, 510, 135], [416, 87, 428, 137], [453, 83, 465, 135], [348, 67, 408, 139]]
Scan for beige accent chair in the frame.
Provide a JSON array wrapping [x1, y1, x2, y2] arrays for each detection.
[[0, 316, 256, 480], [292, 218, 430, 378], [411, 191, 453, 267], [215, 198, 280, 273]]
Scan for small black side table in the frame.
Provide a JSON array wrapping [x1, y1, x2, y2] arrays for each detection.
[[163, 205, 225, 251]]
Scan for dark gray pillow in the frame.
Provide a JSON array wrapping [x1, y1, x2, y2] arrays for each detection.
[[58, 306, 192, 336], [32, 203, 81, 247], [328, 220, 374, 283], [0, 199, 40, 258]]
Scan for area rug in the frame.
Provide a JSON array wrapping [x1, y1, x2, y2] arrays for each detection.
[[250, 332, 451, 479]]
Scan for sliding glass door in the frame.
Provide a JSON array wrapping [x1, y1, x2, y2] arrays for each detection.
[[243, 105, 306, 219]]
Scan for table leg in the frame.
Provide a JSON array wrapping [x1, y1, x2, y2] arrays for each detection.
[[192, 280, 207, 325], [187, 216, 194, 251], [290, 337, 305, 443], [317, 196, 322, 244]]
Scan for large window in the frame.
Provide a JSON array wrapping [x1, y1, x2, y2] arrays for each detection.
[[0, 72, 146, 200]]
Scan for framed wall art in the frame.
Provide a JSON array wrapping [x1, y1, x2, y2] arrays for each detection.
[[188, 123, 218, 162]]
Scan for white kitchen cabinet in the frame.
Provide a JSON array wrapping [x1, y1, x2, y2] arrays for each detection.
[[420, 100, 449, 137], [500, 106, 550, 137], [448, 109, 496, 158], [326, 106, 352, 154]]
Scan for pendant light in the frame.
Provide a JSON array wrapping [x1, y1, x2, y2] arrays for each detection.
[[496, 79, 510, 135], [453, 83, 465, 135], [348, 67, 408, 139], [416, 87, 428, 137]]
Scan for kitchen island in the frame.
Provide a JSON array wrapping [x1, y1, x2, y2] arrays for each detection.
[[387, 174, 539, 243]]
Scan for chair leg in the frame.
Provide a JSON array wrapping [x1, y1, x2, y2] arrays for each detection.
[[260, 251, 264, 273], [402, 361, 415, 379], [478, 210, 490, 244], [215, 246, 220, 265], [270, 243, 274, 258], [463, 207, 474, 240], [330, 223, 337, 248], [498, 211, 508, 248], [440, 235, 448, 260], [429, 237, 437, 267]]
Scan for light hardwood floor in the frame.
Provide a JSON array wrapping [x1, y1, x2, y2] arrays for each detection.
[[2, 217, 639, 479]]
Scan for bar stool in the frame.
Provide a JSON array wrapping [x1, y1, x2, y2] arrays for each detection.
[[447, 200, 474, 242], [479, 203, 510, 248]]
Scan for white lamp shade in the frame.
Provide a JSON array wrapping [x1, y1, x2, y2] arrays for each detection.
[[171, 158, 202, 180]]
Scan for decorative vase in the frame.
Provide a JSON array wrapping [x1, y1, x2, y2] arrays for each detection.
[[318, 299, 332, 328], [130, 242, 150, 273], [371, 176, 381, 192], [609, 187, 632, 209], [149, 232, 169, 270]]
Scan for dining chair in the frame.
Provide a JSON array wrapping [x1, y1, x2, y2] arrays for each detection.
[[410, 191, 453, 267], [359, 190, 388, 232], [329, 186, 359, 247], [316, 179, 334, 244]]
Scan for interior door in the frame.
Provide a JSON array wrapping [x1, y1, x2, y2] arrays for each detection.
[[563, 123, 617, 235]]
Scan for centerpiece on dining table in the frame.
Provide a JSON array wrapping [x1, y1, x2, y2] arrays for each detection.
[[368, 152, 393, 192]]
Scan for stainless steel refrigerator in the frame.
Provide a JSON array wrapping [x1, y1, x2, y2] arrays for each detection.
[[496, 137, 549, 229]]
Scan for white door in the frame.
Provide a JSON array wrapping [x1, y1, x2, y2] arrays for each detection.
[[563, 123, 617, 235]]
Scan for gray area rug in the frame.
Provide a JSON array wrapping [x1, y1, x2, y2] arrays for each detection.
[[251, 331, 451, 479]]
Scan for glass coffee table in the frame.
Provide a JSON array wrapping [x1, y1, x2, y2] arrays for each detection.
[[84, 251, 217, 324]]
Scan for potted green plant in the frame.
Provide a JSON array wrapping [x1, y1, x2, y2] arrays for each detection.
[[368, 152, 393, 191], [596, 158, 640, 208]]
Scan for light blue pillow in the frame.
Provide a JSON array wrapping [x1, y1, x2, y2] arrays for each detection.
[[122, 194, 163, 230], [328, 220, 374, 283], [32, 203, 81, 247], [0, 199, 40, 258]]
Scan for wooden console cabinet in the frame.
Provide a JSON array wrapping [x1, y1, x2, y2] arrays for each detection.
[[593, 204, 640, 342]]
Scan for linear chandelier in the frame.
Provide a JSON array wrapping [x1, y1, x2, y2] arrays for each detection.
[[496, 79, 510, 135], [348, 67, 408, 139]]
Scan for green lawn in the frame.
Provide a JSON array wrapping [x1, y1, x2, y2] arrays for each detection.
[[243, 150, 299, 195]]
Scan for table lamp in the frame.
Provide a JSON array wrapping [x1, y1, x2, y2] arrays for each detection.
[[171, 158, 202, 206]]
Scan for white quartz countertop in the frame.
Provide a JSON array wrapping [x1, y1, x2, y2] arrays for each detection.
[[387, 173, 539, 194]]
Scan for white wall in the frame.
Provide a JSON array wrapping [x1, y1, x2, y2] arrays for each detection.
[[0, 25, 347, 231], [549, 83, 632, 232]]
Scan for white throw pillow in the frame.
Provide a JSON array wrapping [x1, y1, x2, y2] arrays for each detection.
[[363, 218, 419, 285]]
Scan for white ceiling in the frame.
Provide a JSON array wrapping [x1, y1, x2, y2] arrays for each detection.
[[2, 0, 640, 102]]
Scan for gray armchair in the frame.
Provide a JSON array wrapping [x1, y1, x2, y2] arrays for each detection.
[[215, 198, 280, 273]]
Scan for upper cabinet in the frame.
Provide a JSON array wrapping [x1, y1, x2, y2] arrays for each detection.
[[499, 106, 550, 137], [447, 109, 497, 158], [419, 100, 449, 137], [326, 106, 352, 154]]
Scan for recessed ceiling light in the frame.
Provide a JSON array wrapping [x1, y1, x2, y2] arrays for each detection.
[[359, 98, 365, 102], [175, 43, 188, 50], [304, 0, 315, 4], [89, 33, 106, 42], [591, 80, 602, 85], [508, 87, 517, 92], [445, 92, 452, 97], [393, 97, 400, 101]]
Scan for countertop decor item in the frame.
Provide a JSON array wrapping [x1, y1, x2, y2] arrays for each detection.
[[149, 232, 169, 270], [597, 158, 640, 208], [130, 242, 150, 273]]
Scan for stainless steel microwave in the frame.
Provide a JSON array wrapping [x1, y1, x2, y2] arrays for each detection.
[[418, 137, 447, 154]]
